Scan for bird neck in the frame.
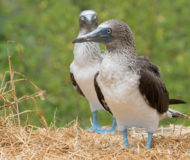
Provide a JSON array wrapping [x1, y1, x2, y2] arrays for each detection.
[[106, 39, 136, 53], [73, 42, 102, 67], [104, 46, 138, 71], [106, 45, 137, 58]]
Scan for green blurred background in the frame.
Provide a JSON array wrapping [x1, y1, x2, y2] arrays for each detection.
[[0, 0, 190, 128]]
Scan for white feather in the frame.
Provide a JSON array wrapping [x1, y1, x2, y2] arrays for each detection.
[[80, 10, 96, 16], [70, 42, 104, 112]]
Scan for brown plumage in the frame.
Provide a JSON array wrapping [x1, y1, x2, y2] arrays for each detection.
[[139, 66, 169, 113], [94, 72, 112, 114], [70, 72, 85, 97], [138, 56, 186, 113]]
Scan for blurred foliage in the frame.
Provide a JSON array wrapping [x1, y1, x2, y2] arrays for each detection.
[[0, 0, 190, 128]]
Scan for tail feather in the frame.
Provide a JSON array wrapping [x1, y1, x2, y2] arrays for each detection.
[[169, 99, 186, 105], [167, 108, 189, 118]]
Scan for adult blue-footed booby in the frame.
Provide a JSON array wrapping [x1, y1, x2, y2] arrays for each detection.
[[72, 19, 187, 149], [70, 10, 116, 134]]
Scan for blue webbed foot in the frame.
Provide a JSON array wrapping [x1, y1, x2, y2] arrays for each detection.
[[88, 112, 116, 134]]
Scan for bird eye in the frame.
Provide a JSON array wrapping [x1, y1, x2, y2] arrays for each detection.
[[93, 15, 97, 20], [107, 28, 112, 34], [80, 16, 85, 21]]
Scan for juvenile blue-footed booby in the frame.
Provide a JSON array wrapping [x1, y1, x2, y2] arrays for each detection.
[[70, 10, 116, 134], [72, 19, 187, 149]]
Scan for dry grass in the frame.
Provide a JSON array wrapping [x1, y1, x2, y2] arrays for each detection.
[[0, 42, 190, 160], [0, 41, 45, 126], [0, 118, 190, 160]]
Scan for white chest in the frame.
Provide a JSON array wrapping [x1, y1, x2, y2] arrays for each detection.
[[71, 42, 104, 112], [70, 62, 100, 103], [99, 57, 140, 102], [73, 42, 100, 67]]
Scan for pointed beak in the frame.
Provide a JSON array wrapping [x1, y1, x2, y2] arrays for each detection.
[[85, 15, 94, 25], [72, 28, 101, 43], [72, 27, 112, 44]]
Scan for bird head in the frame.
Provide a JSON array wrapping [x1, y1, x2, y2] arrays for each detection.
[[78, 10, 98, 34], [73, 19, 136, 50]]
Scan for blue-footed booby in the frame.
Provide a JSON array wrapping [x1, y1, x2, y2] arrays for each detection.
[[70, 10, 116, 134], [72, 19, 187, 149]]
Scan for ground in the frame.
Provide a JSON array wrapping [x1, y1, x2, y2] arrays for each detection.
[[0, 118, 190, 160]]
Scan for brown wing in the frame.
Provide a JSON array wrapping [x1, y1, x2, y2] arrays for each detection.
[[139, 68, 169, 114], [70, 72, 85, 97], [138, 56, 186, 106], [137, 56, 160, 77], [94, 72, 112, 114]]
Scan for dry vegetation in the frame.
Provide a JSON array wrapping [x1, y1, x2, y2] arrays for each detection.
[[1, 119, 190, 160], [0, 43, 190, 160]]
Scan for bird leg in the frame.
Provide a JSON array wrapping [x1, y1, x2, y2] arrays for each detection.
[[89, 111, 105, 133], [122, 129, 130, 147], [92, 111, 102, 129], [147, 132, 153, 149]]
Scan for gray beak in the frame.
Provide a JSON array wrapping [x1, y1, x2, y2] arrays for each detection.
[[72, 27, 109, 43], [85, 15, 94, 25]]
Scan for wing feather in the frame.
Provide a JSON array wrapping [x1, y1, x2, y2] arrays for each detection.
[[70, 72, 85, 97]]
